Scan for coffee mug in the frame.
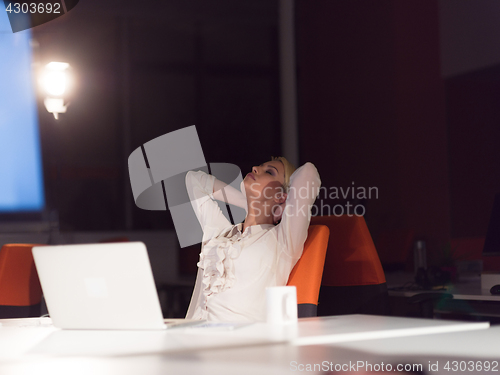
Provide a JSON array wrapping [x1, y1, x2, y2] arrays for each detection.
[[265, 286, 298, 324]]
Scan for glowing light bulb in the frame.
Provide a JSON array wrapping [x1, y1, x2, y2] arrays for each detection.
[[41, 62, 70, 97]]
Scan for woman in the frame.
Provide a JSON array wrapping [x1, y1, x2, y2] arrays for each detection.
[[185, 157, 321, 322]]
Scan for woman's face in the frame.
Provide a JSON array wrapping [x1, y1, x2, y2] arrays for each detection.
[[244, 160, 285, 201]]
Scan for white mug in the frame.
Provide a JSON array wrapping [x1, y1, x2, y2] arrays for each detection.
[[265, 286, 298, 324]]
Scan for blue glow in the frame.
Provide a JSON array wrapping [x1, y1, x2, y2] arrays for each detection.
[[0, 10, 45, 212]]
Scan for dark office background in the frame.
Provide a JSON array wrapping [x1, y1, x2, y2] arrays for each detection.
[[29, 0, 500, 265]]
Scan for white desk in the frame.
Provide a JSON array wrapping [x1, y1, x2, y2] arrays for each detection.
[[0, 315, 490, 375], [332, 327, 500, 375], [334, 325, 500, 359]]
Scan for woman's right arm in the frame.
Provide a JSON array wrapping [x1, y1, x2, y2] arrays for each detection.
[[212, 178, 248, 212], [186, 170, 232, 239]]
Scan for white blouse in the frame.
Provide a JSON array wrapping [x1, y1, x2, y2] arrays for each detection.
[[185, 162, 321, 322]]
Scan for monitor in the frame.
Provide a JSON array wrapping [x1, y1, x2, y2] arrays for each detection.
[[0, 10, 46, 228]]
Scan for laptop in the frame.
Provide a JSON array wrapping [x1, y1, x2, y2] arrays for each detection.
[[32, 241, 200, 330]]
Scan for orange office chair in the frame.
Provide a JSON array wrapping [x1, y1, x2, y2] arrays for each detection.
[[0, 244, 44, 319], [310, 215, 389, 316], [287, 224, 330, 318]]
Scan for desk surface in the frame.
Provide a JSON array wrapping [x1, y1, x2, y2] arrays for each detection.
[[0, 314, 488, 358], [0, 315, 491, 375], [335, 325, 500, 359]]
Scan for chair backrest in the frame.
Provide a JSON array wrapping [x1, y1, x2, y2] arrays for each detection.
[[310, 215, 386, 286], [287, 224, 330, 317], [0, 244, 43, 306]]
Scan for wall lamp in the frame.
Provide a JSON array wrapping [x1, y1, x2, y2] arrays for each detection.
[[40, 62, 71, 119]]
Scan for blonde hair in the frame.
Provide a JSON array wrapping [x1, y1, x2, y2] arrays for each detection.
[[271, 156, 296, 193]]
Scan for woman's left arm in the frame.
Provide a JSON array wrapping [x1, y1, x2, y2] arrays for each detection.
[[276, 162, 321, 260]]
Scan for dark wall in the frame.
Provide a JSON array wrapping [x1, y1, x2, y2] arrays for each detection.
[[296, 0, 450, 261], [27, 0, 500, 266], [447, 66, 500, 238], [32, 1, 280, 231]]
